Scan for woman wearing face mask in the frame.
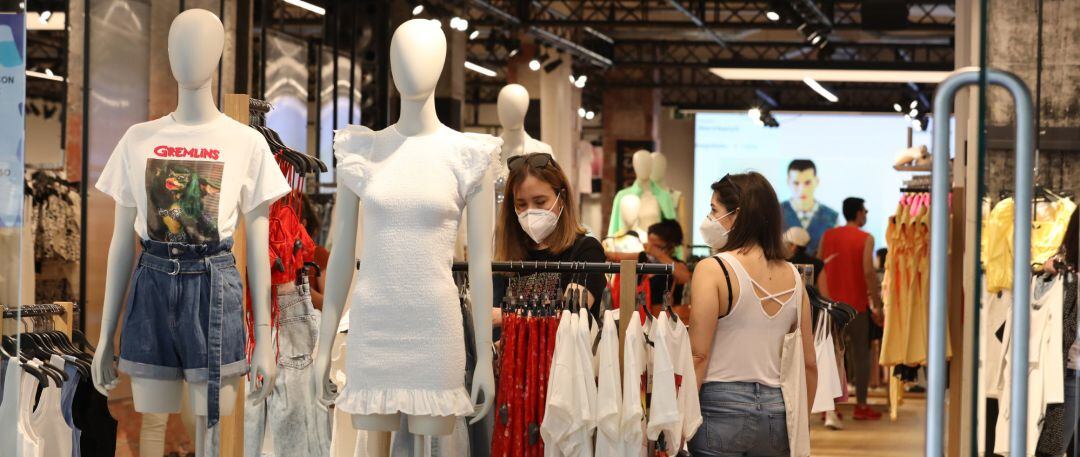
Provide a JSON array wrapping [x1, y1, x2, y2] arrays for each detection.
[[689, 172, 817, 457], [492, 153, 606, 323]]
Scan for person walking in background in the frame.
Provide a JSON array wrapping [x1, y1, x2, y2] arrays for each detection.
[[780, 159, 838, 256], [820, 197, 884, 423]]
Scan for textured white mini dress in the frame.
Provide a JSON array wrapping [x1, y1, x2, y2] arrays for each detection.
[[333, 124, 500, 417]]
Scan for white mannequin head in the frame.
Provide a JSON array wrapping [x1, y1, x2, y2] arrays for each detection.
[[620, 194, 641, 228], [497, 84, 530, 130], [650, 152, 668, 183], [390, 19, 447, 100], [168, 9, 224, 90], [632, 149, 652, 184]]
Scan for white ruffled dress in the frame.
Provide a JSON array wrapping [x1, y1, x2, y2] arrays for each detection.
[[332, 124, 501, 417]]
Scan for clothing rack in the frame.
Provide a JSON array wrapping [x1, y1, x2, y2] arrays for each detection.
[[450, 260, 674, 275], [1, 302, 75, 339], [451, 259, 671, 371]]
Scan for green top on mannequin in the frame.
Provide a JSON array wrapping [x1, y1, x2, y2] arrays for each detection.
[[608, 179, 677, 236]]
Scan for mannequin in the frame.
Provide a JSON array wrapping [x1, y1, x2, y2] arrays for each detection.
[[313, 19, 495, 457], [603, 194, 646, 253], [608, 149, 676, 237], [90, 10, 277, 457], [494, 84, 553, 203]]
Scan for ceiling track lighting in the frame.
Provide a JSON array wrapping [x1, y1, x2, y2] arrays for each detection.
[[766, 10, 780, 21], [464, 61, 496, 77], [412, 4, 424, 15], [281, 0, 326, 16], [469, 30, 480, 40], [574, 75, 587, 88], [802, 77, 839, 103], [543, 57, 563, 73], [585, 110, 595, 120]]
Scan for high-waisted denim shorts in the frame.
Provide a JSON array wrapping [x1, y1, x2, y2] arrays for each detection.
[[118, 238, 246, 426]]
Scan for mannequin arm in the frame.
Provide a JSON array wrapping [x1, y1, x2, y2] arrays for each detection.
[[467, 170, 496, 424], [91, 205, 138, 395], [244, 202, 277, 402], [311, 186, 360, 404]]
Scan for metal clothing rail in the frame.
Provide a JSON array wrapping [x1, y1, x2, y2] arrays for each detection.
[[1, 303, 70, 319], [450, 260, 674, 275], [926, 68, 1034, 457]]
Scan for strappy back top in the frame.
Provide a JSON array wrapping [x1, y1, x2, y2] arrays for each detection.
[[704, 252, 802, 387]]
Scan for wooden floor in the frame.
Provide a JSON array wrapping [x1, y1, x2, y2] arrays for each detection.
[[810, 397, 927, 456]]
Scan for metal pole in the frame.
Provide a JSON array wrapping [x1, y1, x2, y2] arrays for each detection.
[[926, 68, 1034, 456]]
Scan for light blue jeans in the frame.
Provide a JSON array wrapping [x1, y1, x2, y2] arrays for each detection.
[[688, 381, 790, 457], [244, 280, 331, 457]]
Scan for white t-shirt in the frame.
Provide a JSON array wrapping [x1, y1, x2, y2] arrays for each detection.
[[647, 313, 702, 454], [621, 311, 648, 456], [96, 113, 291, 244], [594, 310, 623, 457], [541, 311, 577, 456], [572, 309, 597, 457]]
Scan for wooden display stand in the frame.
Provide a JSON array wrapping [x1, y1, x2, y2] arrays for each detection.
[[219, 94, 249, 457]]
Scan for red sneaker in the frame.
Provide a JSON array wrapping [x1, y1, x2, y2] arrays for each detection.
[[853, 405, 882, 420]]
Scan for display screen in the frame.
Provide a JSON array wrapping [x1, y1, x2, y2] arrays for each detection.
[[693, 112, 948, 252]]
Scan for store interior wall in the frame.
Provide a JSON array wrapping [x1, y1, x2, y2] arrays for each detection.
[[657, 107, 695, 245], [25, 110, 64, 166]]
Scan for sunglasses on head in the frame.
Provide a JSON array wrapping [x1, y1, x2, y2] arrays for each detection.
[[508, 153, 555, 172]]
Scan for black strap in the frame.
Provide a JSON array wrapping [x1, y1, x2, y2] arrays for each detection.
[[712, 255, 733, 319]]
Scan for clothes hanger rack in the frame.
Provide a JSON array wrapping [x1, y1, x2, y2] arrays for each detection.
[[1, 302, 75, 339], [450, 260, 674, 275]]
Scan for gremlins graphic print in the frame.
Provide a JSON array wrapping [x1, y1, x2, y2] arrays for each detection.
[[145, 158, 223, 243]]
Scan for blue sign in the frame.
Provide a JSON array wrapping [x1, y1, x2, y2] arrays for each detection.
[[0, 13, 25, 228]]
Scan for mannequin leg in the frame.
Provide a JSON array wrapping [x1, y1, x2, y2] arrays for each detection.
[[407, 416, 455, 457], [139, 413, 169, 457], [353, 413, 400, 457], [412, 434, 426, 457], [131, 378, 184, 413], [187, 378, 240, 457], [195, 416, 207, 457]]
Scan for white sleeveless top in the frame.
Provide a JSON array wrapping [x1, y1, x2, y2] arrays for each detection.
[[704, 253, 802, 387]]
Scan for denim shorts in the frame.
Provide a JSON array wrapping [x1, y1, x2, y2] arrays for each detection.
[[688, 381, 790, 457], [118, 238, 246, 427]]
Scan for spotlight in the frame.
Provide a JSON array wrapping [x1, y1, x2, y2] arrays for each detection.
[[911, 118, 923, 129], [910, 100, 918, 109], [747, 107, 762, 119], [909, 109, 918, 117], [412, 4, 423, 15], [449, 17, 460, 30], [766, 11, 780, 21], [39, 10, 51, 23], [893, 103, 903, 112], [569, 75, 576, 84], [810, 33, 822, 45], [578, 107, 587, 118], [543, 57, 563, 73], [469, 30, 479, 40], [575, 75, 587, 88], [528, 58, 541, 71], [508, 48, 519, 58], [585, 111, 595, 120]]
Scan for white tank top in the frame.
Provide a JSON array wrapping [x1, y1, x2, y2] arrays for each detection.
[[704, 253, 802, 387], [31, 356, 74, 457], [17, 361, 43, 457]]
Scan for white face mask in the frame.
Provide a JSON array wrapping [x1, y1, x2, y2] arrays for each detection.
[[517, 196, 563, 244], [699, 209, 737, 249]]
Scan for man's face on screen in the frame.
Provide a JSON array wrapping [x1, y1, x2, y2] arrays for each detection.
[[788, 169, 819, 203]]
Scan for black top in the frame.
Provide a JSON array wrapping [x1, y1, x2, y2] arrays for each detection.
[[492, 233, 607, 308], [638, 251, 685, 306]]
